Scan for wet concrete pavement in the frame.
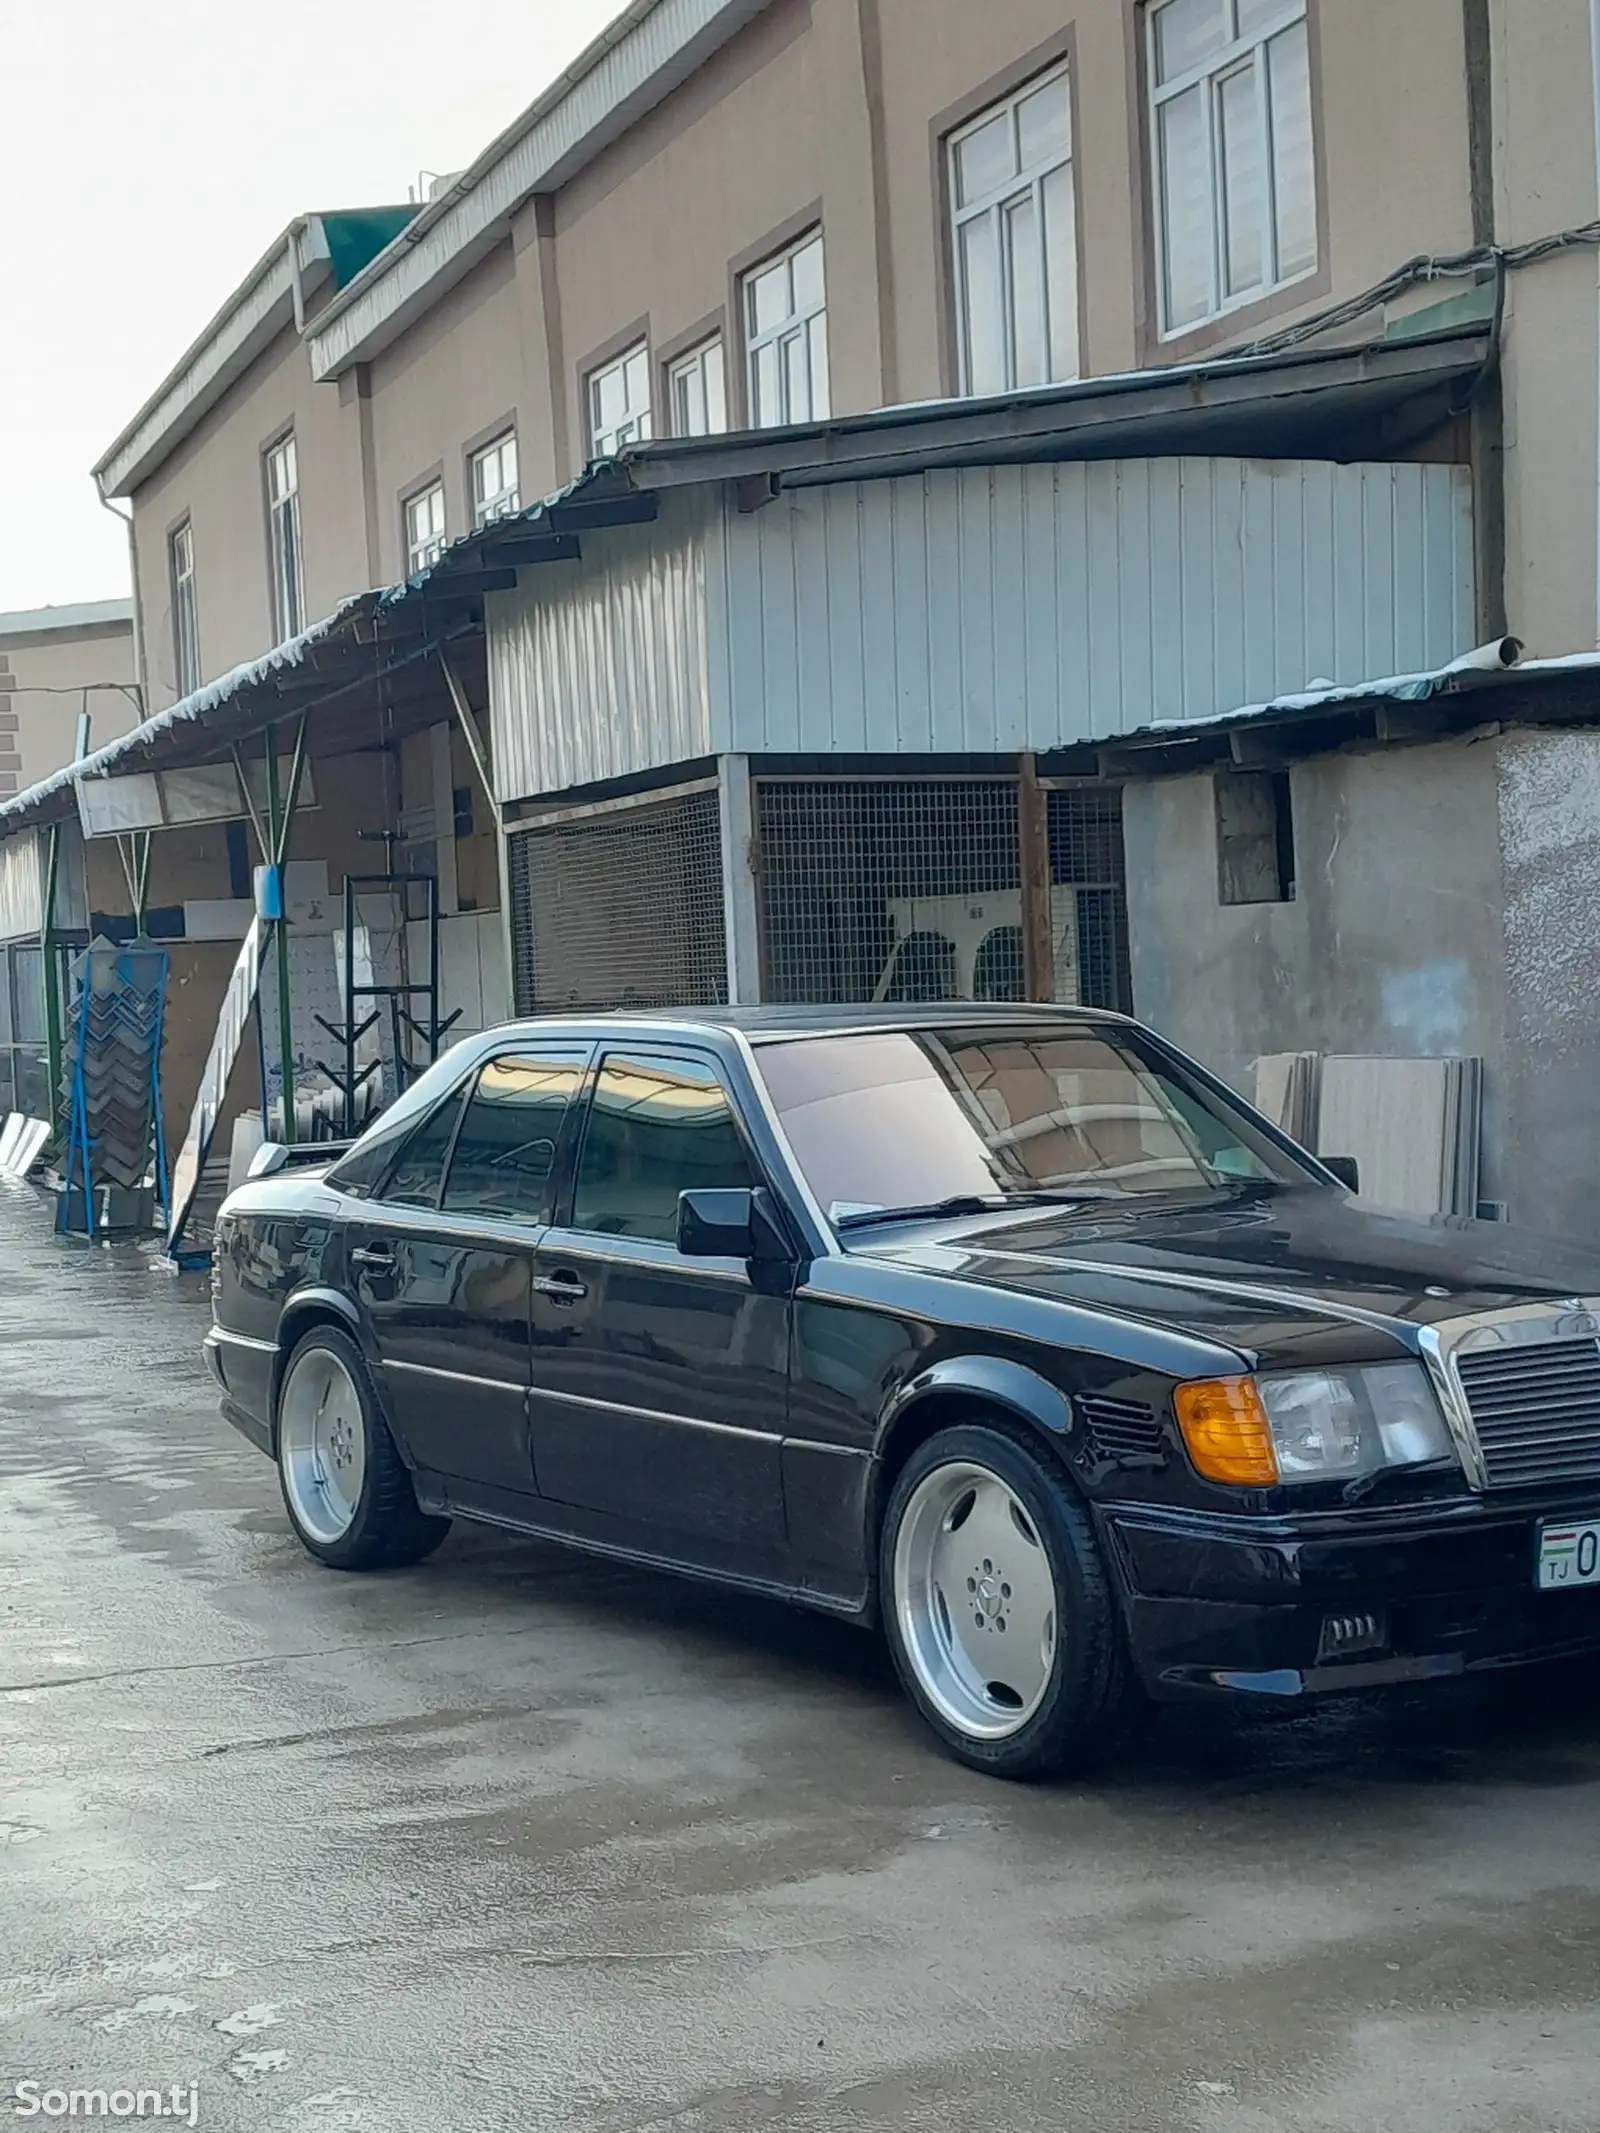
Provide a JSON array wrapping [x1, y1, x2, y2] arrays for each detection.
[[2, 1191, 1599, 2132]]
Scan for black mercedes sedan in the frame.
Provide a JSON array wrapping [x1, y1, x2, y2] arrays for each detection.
[[206, 1005, 1600, 1778]]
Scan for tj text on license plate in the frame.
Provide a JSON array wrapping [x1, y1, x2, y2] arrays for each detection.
[[1537, 1520, 1600, 1590]]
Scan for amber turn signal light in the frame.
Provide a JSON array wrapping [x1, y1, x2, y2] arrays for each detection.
[[1174, 1377, 1280, 1486]]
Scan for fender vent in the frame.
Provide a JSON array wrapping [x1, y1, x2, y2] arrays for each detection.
[[1078, 1394, 1164, 1463]]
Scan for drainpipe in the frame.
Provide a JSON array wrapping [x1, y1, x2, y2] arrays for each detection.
[[1463, 0, 1506, 639], [1592, 0, 1600, 642], [96, 492, 147, 718]]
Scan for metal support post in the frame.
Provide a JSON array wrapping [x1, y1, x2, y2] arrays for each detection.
[[263, 720, 307, 1151], [40, 824, 63, 1133], [1017, 753, 1055, 1003]]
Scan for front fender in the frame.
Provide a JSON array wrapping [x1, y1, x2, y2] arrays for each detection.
[[879, 1352, 1075, 1444]]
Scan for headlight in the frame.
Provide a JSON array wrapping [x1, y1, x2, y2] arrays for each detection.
[[1176, 1363, 1456, 1487]]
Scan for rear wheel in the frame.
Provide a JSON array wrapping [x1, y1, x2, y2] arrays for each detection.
[[880, 1419, 1134, 1778], [275, 1326, 450, 1571]]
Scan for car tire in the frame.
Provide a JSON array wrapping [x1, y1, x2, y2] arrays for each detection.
[[879, 1416, 1135, 1779], [274, 1325, 451, 1572]]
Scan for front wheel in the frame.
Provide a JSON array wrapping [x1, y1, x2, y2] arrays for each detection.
[[275, 1326, 450, 1571], [880, 1419, 1134, 1779]]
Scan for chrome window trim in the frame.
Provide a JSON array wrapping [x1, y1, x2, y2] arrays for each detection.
[[727, 1027, 841, 1259]]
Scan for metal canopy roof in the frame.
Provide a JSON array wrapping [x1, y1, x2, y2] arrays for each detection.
[[0, 324, 1499, 847], [1067, 647, 1600, 778], [399, 326, 1490, 606], [0, 591, 489, 837], [601, 325, 1490, 490]]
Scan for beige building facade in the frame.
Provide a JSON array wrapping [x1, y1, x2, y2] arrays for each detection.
[[0, 602, 139, 798], [91, 0, 1600, 719]]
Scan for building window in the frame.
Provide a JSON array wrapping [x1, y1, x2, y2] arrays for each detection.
[[1214, 769, 1295, 904], [744, 232, 828, 428], [169, 519, 201, 698], [667, 337, 728, 437], [588, 343, 653, 460], [471, 431, 520, 527], [948, 63, 1079, 396], [404, 482, 447, 575], [1149, 0, 1317, 335], [264, 433, 305, 641]]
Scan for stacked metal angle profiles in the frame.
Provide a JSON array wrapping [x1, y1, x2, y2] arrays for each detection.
[[60, 944, 170, 1211]]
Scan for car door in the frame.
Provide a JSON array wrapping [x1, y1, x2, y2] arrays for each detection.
[[525, 1045, 793, 1569], [346, 1044, 591, 1502]]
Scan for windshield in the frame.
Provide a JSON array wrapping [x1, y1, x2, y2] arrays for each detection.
[[753, 1025, 1314, 1226]]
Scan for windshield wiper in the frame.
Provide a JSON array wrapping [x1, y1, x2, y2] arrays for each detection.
[[836, 1195, 1003, 1231], [835, 1189, 1123, 1232]]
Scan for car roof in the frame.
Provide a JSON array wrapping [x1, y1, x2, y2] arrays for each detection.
[[475, 1002, 1133, 1046]]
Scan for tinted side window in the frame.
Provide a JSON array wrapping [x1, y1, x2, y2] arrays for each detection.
[[325, 1047, 478, 1198], [441, 1050, 589, 1223], [381, 1086, 468, 1209], [572, 1052, 755, 1243]]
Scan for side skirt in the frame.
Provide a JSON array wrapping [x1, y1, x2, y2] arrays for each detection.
[[415, 1477, 873, 1626]]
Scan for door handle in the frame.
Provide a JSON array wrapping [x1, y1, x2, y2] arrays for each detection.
[[350, 1243, 397, 1272], [533, 1270, 587, 1304]]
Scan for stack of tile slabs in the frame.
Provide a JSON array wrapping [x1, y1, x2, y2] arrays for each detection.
[[0, 1114, 49, 1178], [1253, 1053, 1320, 1148], [1306, 1055, 1482, 1218], [63, 945, 167, 1194]]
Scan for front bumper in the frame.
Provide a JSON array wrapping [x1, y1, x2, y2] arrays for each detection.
[[1100, 1493, 1600, 1701]]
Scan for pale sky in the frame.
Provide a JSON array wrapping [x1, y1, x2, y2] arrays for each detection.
[[0, 0, 627, 613]]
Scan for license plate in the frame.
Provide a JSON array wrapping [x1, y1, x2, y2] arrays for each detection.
[[1537, 1520, 1600, 1590]]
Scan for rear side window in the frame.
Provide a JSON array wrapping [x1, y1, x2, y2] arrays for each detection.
[[325, 1046, 476, 1198], [441, 1049, 589, 1223], [381, 1086, 468, 1209], [572, 1051, 755, 1243]]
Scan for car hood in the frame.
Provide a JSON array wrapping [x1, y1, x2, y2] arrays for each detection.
[[848, 1188, 1600, 1370]]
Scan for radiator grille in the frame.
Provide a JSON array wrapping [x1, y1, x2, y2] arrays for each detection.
[[1078, 1393, 1164, 1463], [1456, 1337, 1600, 1489]]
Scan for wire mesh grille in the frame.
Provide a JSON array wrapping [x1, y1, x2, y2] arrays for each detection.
[[754, 776, 1132, 1010], [755, 779, 1020, 1005], [1048, 786, 1134, 1012], [507, 786, 728, 1016]]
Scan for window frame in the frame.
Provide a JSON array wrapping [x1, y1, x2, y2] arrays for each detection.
[[469, 429, 520, 528], [1144, 0, 1321, 343], [562, 1044, 769, 1253], [946, 59, 1081, 397], [168, 517, 201, 698], [586, 339, 654, 461], [665, 334, 729, 439], [263, 430, 305, 643], [438, 1047, 594, 1226], [403, 477, 447, 576], [261, 426, 305, 639], [377, 1078, 474, 1212], [740, 228, 829, 430]]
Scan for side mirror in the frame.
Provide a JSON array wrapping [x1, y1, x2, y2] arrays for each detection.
[[1322, 1155, 1360, 1193], [677, 1187, 789, 1261]]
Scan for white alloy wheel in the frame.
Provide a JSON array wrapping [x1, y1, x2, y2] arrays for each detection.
[[891, 1459, 1060, 1741], [278, 1344, 368, 1546]]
